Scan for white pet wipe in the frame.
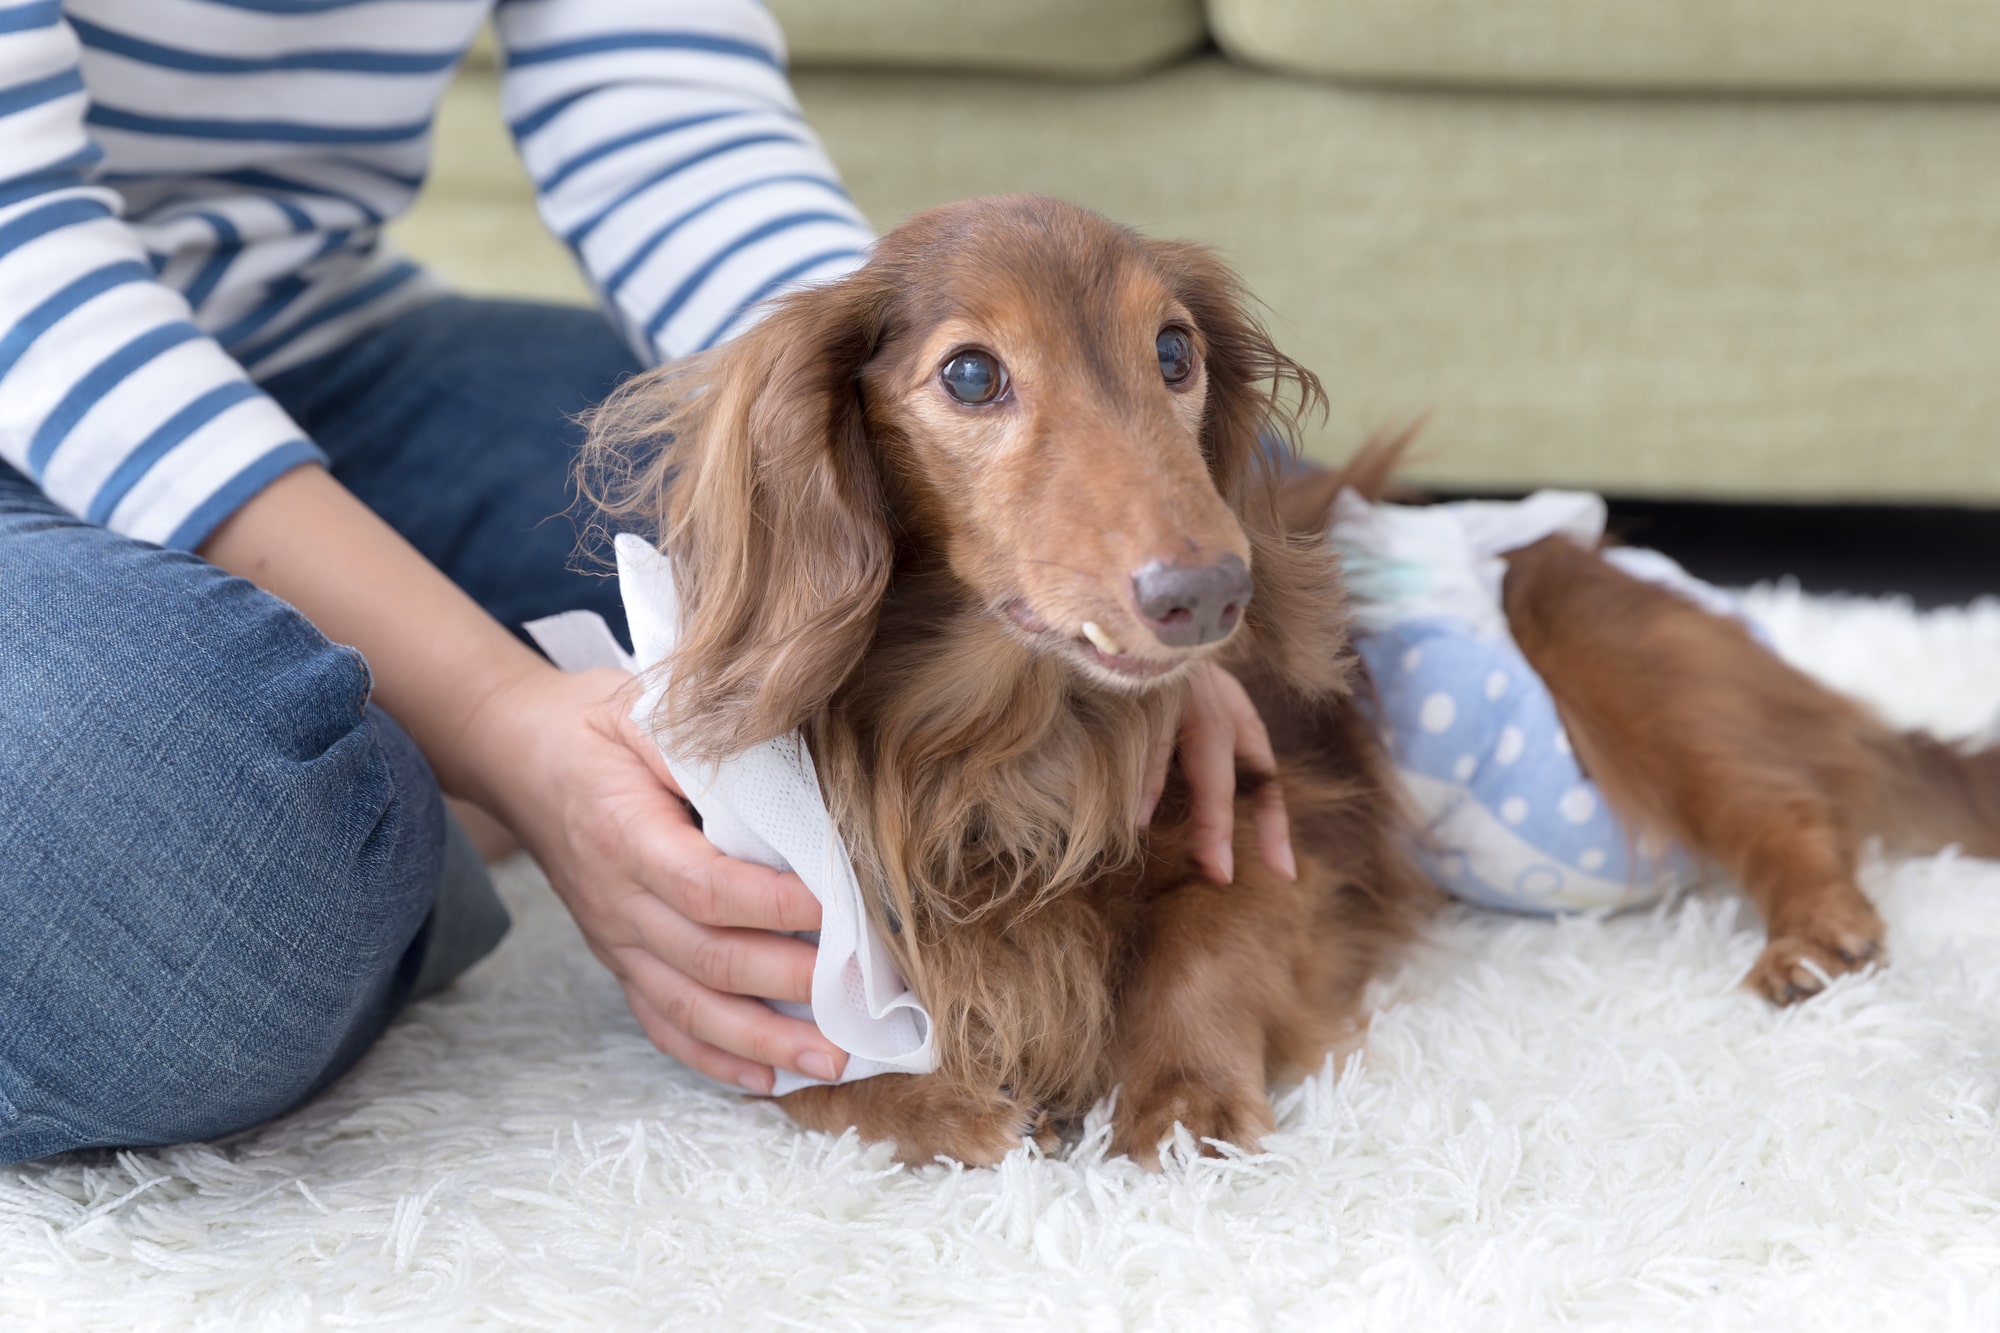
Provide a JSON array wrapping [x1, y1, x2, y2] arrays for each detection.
[[525, 533, 933, 1093]]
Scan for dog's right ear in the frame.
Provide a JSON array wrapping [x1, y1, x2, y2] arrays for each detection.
[[580, 271, 895, 759]]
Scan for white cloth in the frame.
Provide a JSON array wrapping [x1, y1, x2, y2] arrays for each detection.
[[525, 534, 934, 1094], [1329, 488, 1609, 638]]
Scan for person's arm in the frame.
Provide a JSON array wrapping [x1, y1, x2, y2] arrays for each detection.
[[0, 13, 316, 549], [0, 10, 844, 1092], [199, 462, 851, 1092], [494, 0, 874, 362]]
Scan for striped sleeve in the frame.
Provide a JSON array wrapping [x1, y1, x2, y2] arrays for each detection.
[[495, 0, 875, 362], [0, 4, 320, 549]]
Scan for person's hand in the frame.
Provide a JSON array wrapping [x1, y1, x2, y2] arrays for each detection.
[[472, 665, 848, 1094], [192, 466, 845, 1092], [1138, 661, 1294, 885]]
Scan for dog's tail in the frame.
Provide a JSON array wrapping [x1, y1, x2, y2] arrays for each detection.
[[1872, 728, 2000, 860], [1276, 416, 1427, 537]]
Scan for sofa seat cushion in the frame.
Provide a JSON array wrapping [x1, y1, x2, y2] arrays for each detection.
[[1209, 0, 2000, 91], [766, 0, 1207, 77]]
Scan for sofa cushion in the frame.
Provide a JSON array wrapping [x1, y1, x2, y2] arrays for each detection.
[[782, 61, 2000, 504], [767, 0, 1207, 77], [395, 61, 2000, 503], [1209, 0, 2000, 91]]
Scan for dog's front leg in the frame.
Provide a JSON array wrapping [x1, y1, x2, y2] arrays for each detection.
[[1108, 866, 1300, 1167]]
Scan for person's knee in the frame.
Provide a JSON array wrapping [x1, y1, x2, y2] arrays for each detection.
[[0, 557, 450, 1159]]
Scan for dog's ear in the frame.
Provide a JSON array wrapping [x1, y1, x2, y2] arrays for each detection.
[[581, 272, 894, 758], [1145, 240, 1351, 697]]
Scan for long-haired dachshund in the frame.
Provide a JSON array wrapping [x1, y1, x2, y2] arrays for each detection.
[[580, 194, 2000, 1166]]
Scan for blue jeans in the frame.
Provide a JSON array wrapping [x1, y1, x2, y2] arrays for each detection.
[[0, 297, 641, 1163]]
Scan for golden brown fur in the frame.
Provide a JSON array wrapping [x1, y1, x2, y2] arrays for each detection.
[[580, 195, 1433, 1166]]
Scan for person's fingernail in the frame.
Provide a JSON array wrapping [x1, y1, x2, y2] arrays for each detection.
[[1278, 843, 1298, 881], [1209, 846, 1234, 884], [799, 1050, 838, 1081], [738, 1069, 772, 1095]]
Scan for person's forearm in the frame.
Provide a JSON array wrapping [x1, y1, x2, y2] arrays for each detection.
[[197, 462, 548, 814]]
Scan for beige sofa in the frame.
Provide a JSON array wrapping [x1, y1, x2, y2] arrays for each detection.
[[391, 1, 2000, 505]]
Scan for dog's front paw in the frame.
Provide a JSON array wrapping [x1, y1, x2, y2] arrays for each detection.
[[1112, 1075, 1274, 1169], [779, 1076, 1052, 1167], [1745, 888, 1886, 1004], [901, 1088, 1056, 1168]]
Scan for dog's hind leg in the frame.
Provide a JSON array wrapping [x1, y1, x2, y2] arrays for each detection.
[[1500, 535, 1888, 1004]]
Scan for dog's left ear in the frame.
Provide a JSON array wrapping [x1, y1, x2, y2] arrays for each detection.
[[1146, 240, 1352, 697]]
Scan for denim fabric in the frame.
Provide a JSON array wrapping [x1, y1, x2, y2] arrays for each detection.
[[264, 295, 640, 647], [0, 296, 642, 1163]]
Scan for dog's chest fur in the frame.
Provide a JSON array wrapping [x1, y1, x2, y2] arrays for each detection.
[[804, 592, 1193, 1105]]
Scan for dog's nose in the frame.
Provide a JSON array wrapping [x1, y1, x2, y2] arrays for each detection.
[[1131, 556, 1253, 648]]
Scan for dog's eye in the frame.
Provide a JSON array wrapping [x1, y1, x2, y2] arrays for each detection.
[[940, 350, 1006, 405], [1157, 327, 1195, 384]]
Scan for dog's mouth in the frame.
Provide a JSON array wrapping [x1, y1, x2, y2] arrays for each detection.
[[1074, 619, 1181, 681], [1002, 598, 1187, 684]]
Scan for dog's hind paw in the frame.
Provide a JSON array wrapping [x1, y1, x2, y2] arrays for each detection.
[[1744, 891, 1886, 1004]]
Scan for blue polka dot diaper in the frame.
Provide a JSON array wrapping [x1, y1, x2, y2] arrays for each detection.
[[1354, 615, 1690, 914]]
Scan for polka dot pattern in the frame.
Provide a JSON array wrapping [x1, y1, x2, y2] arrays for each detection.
[[1353, 613, 1692, 915], [1420, 693, 1457, 733]]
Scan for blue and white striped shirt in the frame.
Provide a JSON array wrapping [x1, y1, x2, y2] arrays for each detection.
[[0, 0, 873, 549]]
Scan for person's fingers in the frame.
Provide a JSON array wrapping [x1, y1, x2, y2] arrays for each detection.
[[1250, 774, 1295, 881], [625, 985, 775, 1094], [618, 707, 687, 798], [1137, 701, 1176, 827], [1212, 667, 1277, 775], [606, 710, 825, 933], [616, 946, 847, 1083], [1210, 669, 1296, 880], [633, 814, 824, 932], [620, 892, 818, 1004], [1177, 673, 1238, 884]]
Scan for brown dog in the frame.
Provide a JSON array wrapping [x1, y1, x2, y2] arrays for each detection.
[[581, 194, 1433, 1166], [581, 194, 1999, 1165]]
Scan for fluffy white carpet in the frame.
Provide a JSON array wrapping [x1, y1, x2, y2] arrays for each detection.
[[5, 586, 1999, 1332]]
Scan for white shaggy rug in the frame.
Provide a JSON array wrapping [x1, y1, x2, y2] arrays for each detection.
[[5, 586, 2000, 1332]]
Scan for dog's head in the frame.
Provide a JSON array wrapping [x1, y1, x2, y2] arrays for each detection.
[[583, 195, 1349, 758]]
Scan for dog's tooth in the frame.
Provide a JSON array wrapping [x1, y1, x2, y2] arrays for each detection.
[[1081, 621, 1122, 657]]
